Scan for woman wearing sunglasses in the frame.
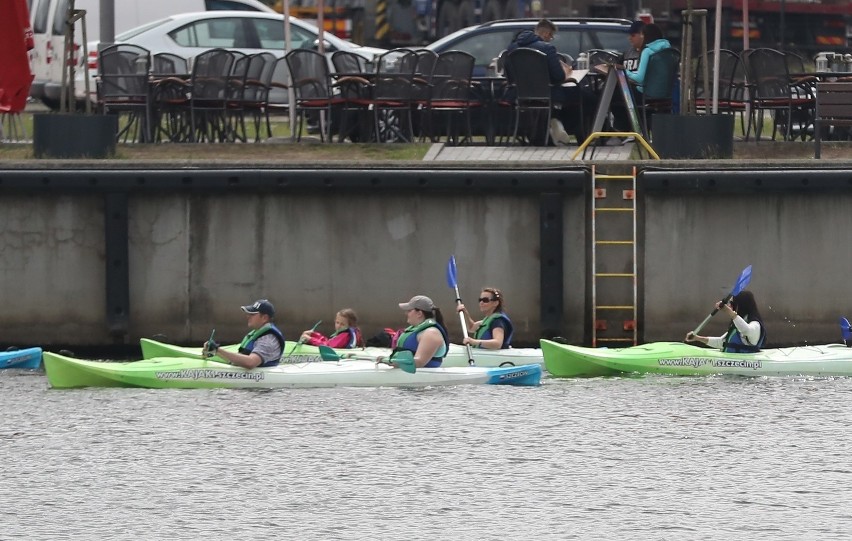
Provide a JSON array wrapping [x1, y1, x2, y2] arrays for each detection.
[[457, 287, 514, 350]]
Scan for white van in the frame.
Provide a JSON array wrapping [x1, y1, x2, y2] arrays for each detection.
[[32, 0, 274, 108], [29, 0, 54, 103]]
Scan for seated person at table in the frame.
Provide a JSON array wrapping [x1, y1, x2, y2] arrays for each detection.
[[625, 23, 671, 94], [610, 20, 645, 138], [506, 18, 595, 146], [623, 20, 645, 76]]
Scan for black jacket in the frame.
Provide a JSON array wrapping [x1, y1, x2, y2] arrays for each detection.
[[506, 30, 566, 85]]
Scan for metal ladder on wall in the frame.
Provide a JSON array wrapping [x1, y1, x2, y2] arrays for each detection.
[[591, 164, 638, 347]]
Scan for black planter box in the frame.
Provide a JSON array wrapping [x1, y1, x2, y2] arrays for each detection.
[[33, 114, 118, 159], [652, 114, 734, 159]]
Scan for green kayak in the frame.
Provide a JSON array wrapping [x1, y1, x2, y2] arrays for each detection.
[[541, 339, 852, 377]]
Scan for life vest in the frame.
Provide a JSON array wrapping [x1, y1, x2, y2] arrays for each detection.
[[393, 319, 449, 368], [238, 323, 285, 366], [722, 316, 766, 353], [329, 327, 362, 348], [473, 312, 514, 349]]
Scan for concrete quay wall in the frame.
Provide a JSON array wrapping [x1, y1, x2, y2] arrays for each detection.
[[1, 164, 850, 347]]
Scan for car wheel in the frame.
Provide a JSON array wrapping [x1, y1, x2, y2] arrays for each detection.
[[436, 1, 458, 38]]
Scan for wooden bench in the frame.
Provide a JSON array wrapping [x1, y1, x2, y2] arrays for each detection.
[[814, 82, 852, 158]]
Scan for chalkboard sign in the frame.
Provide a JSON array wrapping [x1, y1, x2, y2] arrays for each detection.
[[616, 68, 642, 134], [590, 67, 642, 136]]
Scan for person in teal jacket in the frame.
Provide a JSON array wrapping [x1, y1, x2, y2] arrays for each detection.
[[624, 23, 671, 94]]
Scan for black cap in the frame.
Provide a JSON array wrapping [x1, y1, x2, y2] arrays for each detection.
[[241, 299, 275, 317], [628, 21, 645, 34]]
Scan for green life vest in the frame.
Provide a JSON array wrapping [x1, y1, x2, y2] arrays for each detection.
[[473, 312, 514, 348], [239, 323, 275, 350], [394, 318, 449, 360]]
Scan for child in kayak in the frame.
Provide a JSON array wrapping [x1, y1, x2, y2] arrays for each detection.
[[299, 308, 364, 349]]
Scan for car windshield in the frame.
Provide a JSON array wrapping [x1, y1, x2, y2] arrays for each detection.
[[429, 23, 628, 76], [425, 26, 477, 51], [553, 26, 628, 56], [433, 29, 518, 71], [117, 18, 174, 41]]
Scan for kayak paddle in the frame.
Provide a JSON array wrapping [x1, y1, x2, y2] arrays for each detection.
[[318, 346, 416, 373], [317, 345, 379, 362], [446, 255, 475, 365], [286, 320, 322, 357], [692, 265, 752, 335], [203, 329, 217, 358], [841, 317, 852, 346]]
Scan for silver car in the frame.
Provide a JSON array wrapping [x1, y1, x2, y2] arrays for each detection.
[[76, 11, 387, 102]]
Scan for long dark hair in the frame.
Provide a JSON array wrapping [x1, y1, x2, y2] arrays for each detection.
[[642, 23, 664, 44], [421, 307, 445, 328], [482, 287, 505, 313], [732, 290, 762, 322]]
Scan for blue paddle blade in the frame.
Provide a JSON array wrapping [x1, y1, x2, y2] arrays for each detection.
[[841, 317, 852, 341], [731, 265, 752, 296], [446, 255, 458, 289]]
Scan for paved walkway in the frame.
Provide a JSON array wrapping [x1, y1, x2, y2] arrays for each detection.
[[423, 142, 634, 161]]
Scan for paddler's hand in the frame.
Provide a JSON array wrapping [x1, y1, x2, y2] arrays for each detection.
[[685, 331, 697, 342], [203, 339, 220, 358]]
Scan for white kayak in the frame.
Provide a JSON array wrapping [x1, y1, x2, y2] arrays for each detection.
[[139, 338, 543, 368], [43, 351, 542, 389]]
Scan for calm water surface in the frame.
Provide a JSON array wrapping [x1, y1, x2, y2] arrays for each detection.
[[2, 369, 852, 540]]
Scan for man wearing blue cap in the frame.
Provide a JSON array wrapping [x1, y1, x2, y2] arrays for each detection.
[[203, 299, 285, 368], [624, 21, 645, 78]]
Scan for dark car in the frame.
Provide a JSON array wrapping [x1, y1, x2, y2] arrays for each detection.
[[425, 18, 633, 77]]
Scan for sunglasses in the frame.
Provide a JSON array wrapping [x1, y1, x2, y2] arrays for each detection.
[[478, 297, 497, 303]]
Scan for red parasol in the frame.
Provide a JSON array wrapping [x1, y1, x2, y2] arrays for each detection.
[[0, 0, 35, 113]]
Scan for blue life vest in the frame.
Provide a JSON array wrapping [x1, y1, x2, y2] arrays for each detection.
[[722, 316, 766, 353], [393, 319, 449, 368], [473, 312, 514, 349], [238, 323, 285, 366]]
